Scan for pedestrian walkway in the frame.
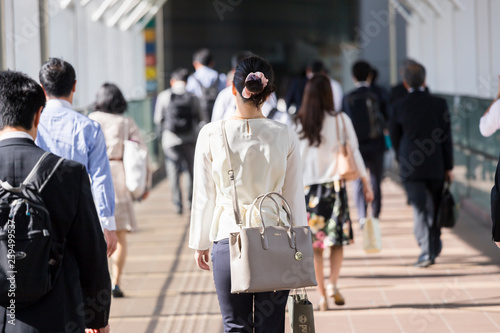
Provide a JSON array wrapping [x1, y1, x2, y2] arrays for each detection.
[[109, 178, 500, 333]]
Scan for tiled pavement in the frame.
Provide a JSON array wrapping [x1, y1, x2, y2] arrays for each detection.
[[109, 178, 500, 333]]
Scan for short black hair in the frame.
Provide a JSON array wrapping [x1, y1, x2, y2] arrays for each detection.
[[231, 51, 253, 70], [95, 83, 127, 114], [352, 60, 372, 81], [170, 68, 189, 82], [193, 48, 213, 66], [39, 58, 76, 98], [0, 71, 46, 130], [308, 59, 327, 74], [403, 62, 426, 88]]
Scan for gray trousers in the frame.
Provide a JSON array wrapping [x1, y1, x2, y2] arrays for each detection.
[[164, 143, 195, 210], [404, 180, 444, 261]]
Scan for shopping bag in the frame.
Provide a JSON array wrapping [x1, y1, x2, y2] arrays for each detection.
[[287, 290, 315, 333], [363, 216, 381, 253], [436, 182, 458, 228]]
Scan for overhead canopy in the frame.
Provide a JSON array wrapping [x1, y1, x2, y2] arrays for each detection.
[[56, 0, 167, 30]]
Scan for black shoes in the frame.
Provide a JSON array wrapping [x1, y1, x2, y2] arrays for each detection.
[[413, 258, 435, 268], [112, 285, 124, 298]]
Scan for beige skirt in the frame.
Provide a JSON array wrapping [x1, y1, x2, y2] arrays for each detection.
[[110, 160, 137, 231]]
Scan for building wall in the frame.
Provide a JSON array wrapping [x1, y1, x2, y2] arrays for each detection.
[[406, 0, 500, 98], [162, 0, 358, 96], [0, 0, 146, 108]]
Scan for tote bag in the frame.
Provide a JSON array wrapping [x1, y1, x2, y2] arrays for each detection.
[[123, 118, 148, 200]]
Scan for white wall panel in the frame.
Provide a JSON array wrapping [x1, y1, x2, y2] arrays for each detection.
[[433, 0, 454, 94], [489, 0, 500, 97], [452, 0, 476, 96], [474, 0, 491, 98], [11, 0, 41, 79]]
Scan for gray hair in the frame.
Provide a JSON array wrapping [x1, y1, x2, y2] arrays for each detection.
[[403, 62, 426, 88]]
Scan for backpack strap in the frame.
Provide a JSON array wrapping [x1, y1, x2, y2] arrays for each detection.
[[0, 152, 51, 193], [21, 152, 65, 193]]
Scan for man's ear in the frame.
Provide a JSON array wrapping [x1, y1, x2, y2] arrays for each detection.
[[72, 80, 77, 93], [232, 81, 237, 96], [403, 80, 410, 91], [40, 84, 48, 98], [33, 106, 43, 129]]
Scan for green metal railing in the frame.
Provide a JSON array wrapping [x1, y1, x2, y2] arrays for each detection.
[[437, 94, 498, 211]]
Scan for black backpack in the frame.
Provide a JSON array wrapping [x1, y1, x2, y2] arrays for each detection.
[[194, 77, 219, 122], [0, 152, 65, 308], [345, 89, 385, 142], [163, 92, 196, 134]]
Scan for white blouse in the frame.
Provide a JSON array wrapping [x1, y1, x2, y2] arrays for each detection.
[[296, 112, 368, 187], [189, 119, 307, 250]]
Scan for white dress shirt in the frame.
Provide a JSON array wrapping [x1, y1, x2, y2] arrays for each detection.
[[189, 119, 307, 250], [330, 78, 344, 112], [296, 112, 368, 187], [479, 99, 500, 137], [0, 131, 34, 141]]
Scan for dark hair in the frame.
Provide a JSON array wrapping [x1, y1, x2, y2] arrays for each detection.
[[39, 58, 76, 98], [403, 62, 426, 88], [95, 83, 127, 114], [352, 60, 371, 82], [193, 48, 213, 66], [0, 71, 46, 130], [170, 68, 189, 82], [308, 59, 327, 75], [233, 55, 275, 108], [295, 75, 335, 147], [231, 51, 253, 70]]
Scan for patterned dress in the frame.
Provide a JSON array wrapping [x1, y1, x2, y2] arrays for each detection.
[[305, 181, 353, 248]]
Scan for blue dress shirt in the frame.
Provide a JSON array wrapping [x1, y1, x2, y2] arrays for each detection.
[[36, 99, 116, 230]]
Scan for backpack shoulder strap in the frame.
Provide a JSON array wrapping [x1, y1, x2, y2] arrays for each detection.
[[22, 152, 65, 193]]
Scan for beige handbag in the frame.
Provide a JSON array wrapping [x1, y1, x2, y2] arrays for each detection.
[[221, 121, 317, 294], [334, 112, 359, 181]]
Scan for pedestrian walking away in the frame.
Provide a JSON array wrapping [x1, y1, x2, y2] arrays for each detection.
[[389, 61, 454, 268], [189, 55, 308, 333], [90, 83, 152, 298], [0, 70, 111, 333], [294, 74, 373, 311], [35, 58, 118, 257], [154, 68, 203, 215]]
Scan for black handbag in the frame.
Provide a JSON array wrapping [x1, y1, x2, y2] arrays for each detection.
[[436, 182, 457, 228]]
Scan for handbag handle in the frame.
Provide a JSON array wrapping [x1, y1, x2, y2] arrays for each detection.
[[221, 121, 243, 226], [334, 111, 348, 149]]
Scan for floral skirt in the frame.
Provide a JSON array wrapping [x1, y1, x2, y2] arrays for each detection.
[[305, 181, 353, 248]]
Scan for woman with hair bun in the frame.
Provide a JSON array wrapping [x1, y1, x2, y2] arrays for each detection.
[[189, 55, 308, 332], [295, 74, 373, 311]]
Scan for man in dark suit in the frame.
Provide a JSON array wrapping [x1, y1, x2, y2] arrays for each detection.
[[390, 62, 453, 268], [0, 71, 111, 331], [343, 61, 389, 228]]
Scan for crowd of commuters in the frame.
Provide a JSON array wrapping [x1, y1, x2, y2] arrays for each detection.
[[0, 44, 470, 332]]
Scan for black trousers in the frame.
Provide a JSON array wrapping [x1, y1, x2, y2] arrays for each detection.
[[354, 152, 384, 219], [211, 239, 289, 333], [404, 180, 444, 261], [164, 143, 195, 210]]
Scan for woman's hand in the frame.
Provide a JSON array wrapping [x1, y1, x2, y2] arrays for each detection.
[[361, 177, 374, 203], [195, 249, 210, 271], [363, 186, 374, 203]]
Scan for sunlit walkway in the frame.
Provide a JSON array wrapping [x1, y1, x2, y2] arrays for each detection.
[[109, 177, 500, 333]]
